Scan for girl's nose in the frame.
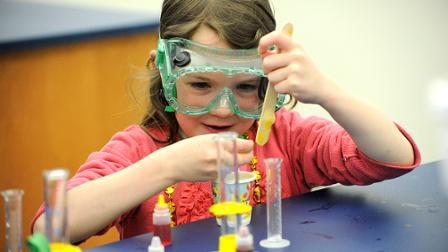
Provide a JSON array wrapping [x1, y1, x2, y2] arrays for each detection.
[[209, 95, 235, 117]]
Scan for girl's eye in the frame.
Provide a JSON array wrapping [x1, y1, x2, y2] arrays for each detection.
[[190, 82, 210, 90], [236, 83, 258, 92]]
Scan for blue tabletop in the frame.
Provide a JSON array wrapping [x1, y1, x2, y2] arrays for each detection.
[[86, 160, 448, 252]]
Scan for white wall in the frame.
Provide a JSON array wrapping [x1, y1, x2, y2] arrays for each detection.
[[273, 0, 448, 163], [24, 0, 448, 163]]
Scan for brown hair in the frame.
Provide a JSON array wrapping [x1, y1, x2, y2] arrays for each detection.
[[141, 0, 277, 144]]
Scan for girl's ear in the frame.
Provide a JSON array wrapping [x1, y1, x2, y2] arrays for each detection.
[[146, 50, 157, 70]]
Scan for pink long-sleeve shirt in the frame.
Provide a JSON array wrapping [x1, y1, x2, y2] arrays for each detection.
[[31, 108, 421, 241]]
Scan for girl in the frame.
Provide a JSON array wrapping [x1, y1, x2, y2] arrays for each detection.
[[31, 0, 420, 244]]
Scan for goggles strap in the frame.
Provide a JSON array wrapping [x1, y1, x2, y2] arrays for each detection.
[[164, 105, 175, 112]]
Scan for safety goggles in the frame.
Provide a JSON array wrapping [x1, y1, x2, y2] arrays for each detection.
[[155, 38, 286, 119]]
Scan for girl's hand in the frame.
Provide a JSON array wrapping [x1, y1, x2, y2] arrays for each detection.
[[258, 30, 339, 106], [151, 134, 254, 182], [259, 31, 415, 167]]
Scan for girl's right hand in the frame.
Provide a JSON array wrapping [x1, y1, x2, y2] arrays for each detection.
[[151, 134, 254, 182], [258, 30, 339, 106]]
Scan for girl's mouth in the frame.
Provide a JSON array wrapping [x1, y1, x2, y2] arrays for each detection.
[[203, 124, 233, 132]]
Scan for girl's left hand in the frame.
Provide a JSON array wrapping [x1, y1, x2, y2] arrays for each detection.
[[258, 30, 339, 106]]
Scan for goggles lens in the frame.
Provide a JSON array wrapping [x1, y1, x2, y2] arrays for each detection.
[[176, 72, 269, 117], [156, 38, 285, 119]]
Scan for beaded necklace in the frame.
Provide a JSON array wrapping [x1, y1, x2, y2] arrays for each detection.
[[241, 132, 262, 204], [164, 185, 176, 227], [162, 132, 262, 227]]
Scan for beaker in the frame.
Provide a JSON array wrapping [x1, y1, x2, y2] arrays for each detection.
[[259, 158, 290, 248], [43, 169, 69, 243], [2, 189, 24, 252]]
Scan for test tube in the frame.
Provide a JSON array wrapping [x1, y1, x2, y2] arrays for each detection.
[[214, 131, 241, 234], [1, 189, 24, 252], [43, 168, 69, 243], [259, 158, 290, 248]]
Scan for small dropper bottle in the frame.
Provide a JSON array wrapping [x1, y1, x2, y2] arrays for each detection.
[[148, 236, 164, 252], [153, 194, 172, 246], [236, 226, 254, 252]]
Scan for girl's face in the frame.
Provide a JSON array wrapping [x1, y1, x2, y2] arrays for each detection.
[[175, 25, 256, 137]]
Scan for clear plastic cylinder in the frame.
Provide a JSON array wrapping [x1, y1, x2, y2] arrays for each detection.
[[1, 189, 24, 252], [43, 168, 69, 243], [259, 158, 290, 248], [214, 131, 241, 235]]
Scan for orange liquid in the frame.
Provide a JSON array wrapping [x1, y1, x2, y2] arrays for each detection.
[[154, 224, 172, 246]]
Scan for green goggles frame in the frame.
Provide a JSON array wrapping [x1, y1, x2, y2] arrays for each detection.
[[155, 37, 285, 119]]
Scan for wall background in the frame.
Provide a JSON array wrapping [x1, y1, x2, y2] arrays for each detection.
[[27, 0, 448, 163], [1, 0, 447, 250]]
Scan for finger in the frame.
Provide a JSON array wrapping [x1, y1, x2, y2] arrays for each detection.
[[267, 67, 290, 85], [258, 31, 298, 55], [262, 53, 291, 73], [273, 77, 300, 97], [272, 79, 290, 94], [217, 151, 236, 166], [236, 139, 254, 154], [205, 167, 218, 180], [217, 150, 253, 167], [238, 152, 254, 165], [259, 23, 294, 53]]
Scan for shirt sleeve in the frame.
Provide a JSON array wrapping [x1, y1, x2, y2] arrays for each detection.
[[30, 125, 157, 242], [289, 115, 421, 189]]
